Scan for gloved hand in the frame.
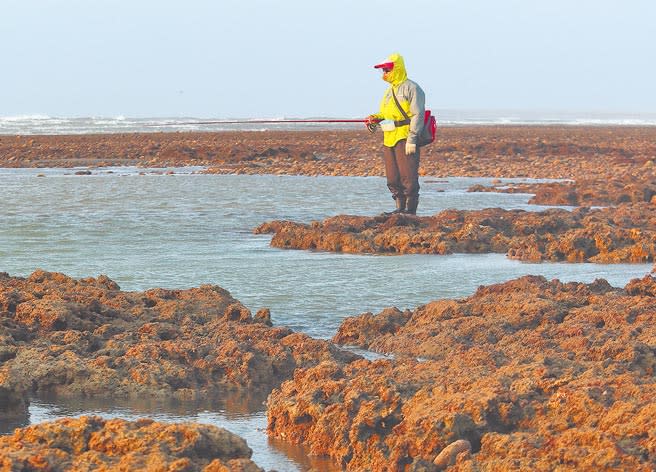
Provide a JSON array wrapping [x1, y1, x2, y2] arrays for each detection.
[[365, 115, 380, 133], [405, 142, 417, 155]]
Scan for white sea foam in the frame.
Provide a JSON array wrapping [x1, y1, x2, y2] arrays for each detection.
[[1, 112, 655, 135]]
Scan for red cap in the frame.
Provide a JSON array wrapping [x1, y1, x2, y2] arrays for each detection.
[[373, 61, 394, 70]]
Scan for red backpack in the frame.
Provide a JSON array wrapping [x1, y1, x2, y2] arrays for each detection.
[[418, 110, 437, 147], [391, 89, 437, 147]]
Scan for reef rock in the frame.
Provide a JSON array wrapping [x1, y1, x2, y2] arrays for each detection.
[[268, 275, 656, 470], [256, 203, 656, 263], [0, 270, 359, 417], [2, 127, 656, 185], [469, 163, 656, 207], [0, 416, 263, 471], [0, 370, 28, 420]]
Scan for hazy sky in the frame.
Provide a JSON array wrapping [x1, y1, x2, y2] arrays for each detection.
[[2, 0, 654, 118]]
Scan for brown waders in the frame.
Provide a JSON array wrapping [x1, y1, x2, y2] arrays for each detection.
[[383, 139, 420, 214]]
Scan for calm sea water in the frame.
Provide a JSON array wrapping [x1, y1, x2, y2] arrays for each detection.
[[1, 168, 651, 471]]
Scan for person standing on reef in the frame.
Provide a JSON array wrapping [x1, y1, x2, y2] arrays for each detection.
[[366, 53, 425, 215]]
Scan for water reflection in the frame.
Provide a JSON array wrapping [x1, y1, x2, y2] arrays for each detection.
[[10, 391, 340, 472]]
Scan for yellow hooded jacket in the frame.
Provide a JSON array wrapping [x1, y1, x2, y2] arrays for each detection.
[[371, 53, 426, 147]]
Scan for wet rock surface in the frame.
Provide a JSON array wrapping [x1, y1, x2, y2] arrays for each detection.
[[2, 127, 655, 184], [0, 372, 27, 421], [0, 416, 263, 471], [268, 275, 656, 471], [0, 270, 359, 413], [255, 203, 656, 263], [469, 172, 656, 207]]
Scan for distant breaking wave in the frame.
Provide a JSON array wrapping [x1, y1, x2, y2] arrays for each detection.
[[2, 111, 656, 135]]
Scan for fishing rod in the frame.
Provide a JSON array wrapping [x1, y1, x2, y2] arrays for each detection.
[[147, 118, 381, 132], [181, 119, 368, 125]]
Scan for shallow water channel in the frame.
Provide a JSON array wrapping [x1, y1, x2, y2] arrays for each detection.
[[1, 168, 651, 470]]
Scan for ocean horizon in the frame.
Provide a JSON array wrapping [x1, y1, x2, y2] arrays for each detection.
[[2, 109, 656, 135]]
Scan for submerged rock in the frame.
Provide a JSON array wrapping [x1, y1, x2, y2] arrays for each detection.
[[0, 270, 359, 416], [268, 275, 656, 470], [256, 203, 656, 263], [0, 416, 263, 471], [469, 173, 656, 207]]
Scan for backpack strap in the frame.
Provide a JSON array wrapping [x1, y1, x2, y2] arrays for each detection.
[[391, 88, 411, 126]]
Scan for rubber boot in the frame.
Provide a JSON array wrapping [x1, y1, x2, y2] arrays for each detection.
[[405, 195, 418, 215], [395, 195, 407, 214], [383, 195, 406, 216]]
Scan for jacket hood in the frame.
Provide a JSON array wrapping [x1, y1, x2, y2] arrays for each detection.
[[378, 53, 407, 85]]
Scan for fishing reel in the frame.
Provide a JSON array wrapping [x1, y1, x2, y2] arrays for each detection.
[[365, 116, 381, 133], [366, 121, 379, 133]]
